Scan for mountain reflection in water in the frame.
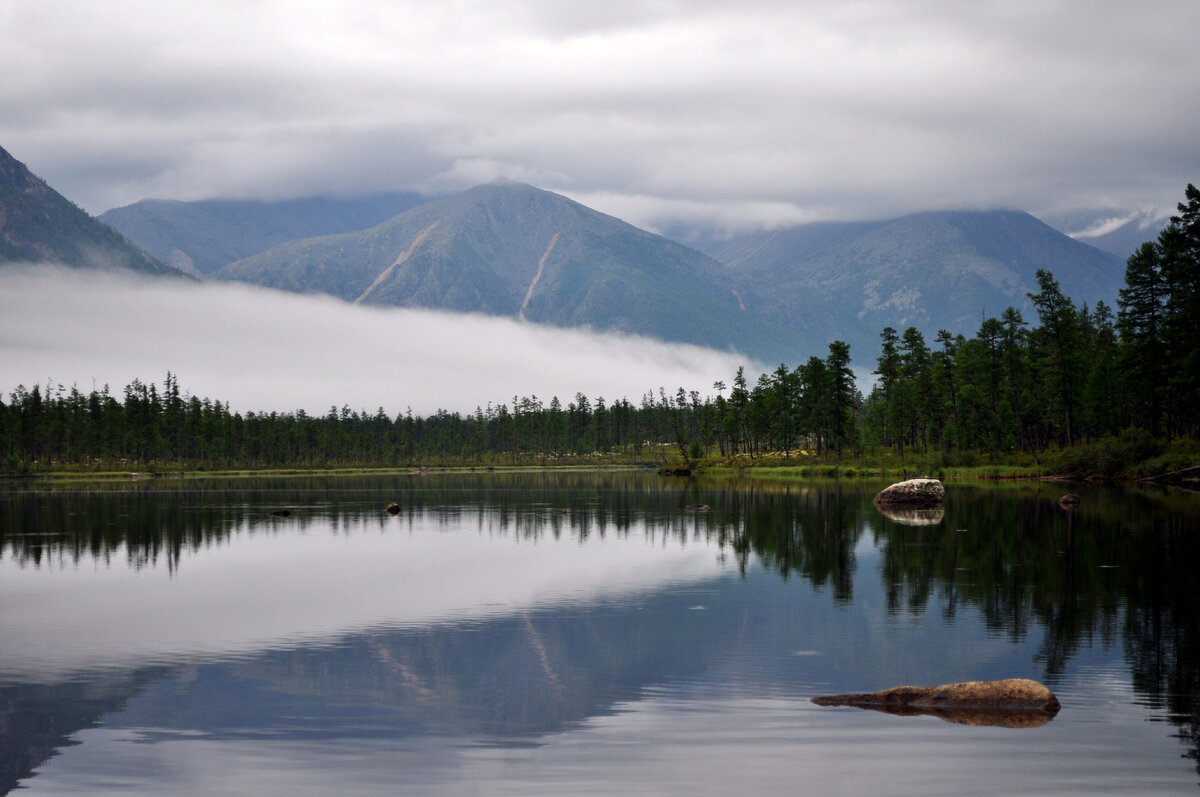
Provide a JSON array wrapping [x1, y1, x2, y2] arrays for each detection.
[[0, 473, 1197, 795]]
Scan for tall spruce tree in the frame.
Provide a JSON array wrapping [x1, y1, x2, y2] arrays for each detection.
[[1118, 241, 1168, 436], [824, 341, 857, 454], [1028, 271, 1083, 447], [1159, 184, 1200, 435], [874, 327, 903, 452]]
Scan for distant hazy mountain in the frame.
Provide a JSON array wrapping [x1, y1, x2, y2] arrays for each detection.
[[100, 192, 431, 276], [217, 180, 805, 363], [690, 210, 1127, 356], [0, 144, 178, 276], [1040, 209, 1169, 261]]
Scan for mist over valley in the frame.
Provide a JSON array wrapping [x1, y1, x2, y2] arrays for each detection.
[[0, 265, 754, 417]]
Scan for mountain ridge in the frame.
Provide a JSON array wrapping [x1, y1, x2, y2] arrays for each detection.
[[99, 192, 431, 276], [0, 144, 179, 276], [217, 181, 806, 363], [691, 209, 1128, 354]]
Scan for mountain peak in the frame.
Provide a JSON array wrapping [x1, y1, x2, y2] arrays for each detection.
[[216, 179, 800, 362], [471, 178, 549, 196]]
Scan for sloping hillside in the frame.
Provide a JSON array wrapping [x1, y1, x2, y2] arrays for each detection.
[[217, 181, 807, 363], [694, 210, 1127, 354], [0, 145, 179, 276], [100, 192, 430, 275]]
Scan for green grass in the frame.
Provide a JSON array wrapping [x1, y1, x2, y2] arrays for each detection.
[[690, 436, 1200, 483], [7, 436, 1198, 485]]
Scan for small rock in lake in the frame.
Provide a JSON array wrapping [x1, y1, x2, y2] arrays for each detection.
[[1059, 493, 1081, 509], [269, 509, 290, 517], [873, 478, 945, 508], [386, 502, 401, 515]]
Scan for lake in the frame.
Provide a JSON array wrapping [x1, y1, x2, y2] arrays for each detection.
[[1, 471, 1197, 795]]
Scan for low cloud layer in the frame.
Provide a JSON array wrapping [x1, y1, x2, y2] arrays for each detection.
[[0, 267, 758, 416], [1, 1, 1196, 227]]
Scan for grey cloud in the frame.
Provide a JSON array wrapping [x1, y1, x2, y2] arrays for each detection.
[[1, 0, 1196, 223]]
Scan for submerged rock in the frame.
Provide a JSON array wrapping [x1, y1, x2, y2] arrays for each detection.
[[812, 678, 1060, 727], [873, 478, 945, 508]]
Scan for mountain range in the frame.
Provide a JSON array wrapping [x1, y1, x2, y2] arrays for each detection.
[[4, 139, 1145, 366], [214, 180, 804, 363], [208, 183, 1131, 360], [0, 145, 178, 276], [689, 210, 1128, 355]]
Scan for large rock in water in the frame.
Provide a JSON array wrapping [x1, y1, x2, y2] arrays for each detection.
[[812, 678, 1061, 728], [873, 478, 945, 507]]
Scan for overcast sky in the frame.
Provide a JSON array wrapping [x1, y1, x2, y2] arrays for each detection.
[[2, 0, 1197, 231]]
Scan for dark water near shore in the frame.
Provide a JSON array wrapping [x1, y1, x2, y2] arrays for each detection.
[[1, 472, 1197, 795]]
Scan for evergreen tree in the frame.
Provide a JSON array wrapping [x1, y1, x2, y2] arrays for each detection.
[[899, 327, 933, 452], [999, 307, 1031, 451], [824, 341, 857, 454], [873, 327, 903, 452], [1027, 270, 1083, 446], [1118, 241, 1169, 436], [1159, 184, 1200, 435], [1080, 301, 1123, 438]]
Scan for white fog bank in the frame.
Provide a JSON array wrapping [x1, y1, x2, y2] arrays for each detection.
[[0, 266, 760, 416]]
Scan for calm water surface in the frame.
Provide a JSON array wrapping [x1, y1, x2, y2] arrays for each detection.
[[0, 472, 1197, 795]]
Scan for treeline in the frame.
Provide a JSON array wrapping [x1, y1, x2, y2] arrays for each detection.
[[0, 342, 857, 470], [2, 185, 1197, 473]]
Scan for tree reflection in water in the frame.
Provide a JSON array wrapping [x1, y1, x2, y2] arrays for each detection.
[[1, 473, 1198, 781]]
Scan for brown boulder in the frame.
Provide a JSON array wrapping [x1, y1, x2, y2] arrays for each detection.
[[873, 478, 945, 508], [812, 678, 1060, 727]]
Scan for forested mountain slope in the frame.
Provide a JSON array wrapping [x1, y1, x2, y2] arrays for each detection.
[[692, 210, 1127, 353], [217, 180, 808, 363], [0, 144, 179, 276], [100, 192, 430, 276]]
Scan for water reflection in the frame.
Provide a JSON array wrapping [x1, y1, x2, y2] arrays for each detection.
[[0, 473, 1198, 793], [875, 505, 945, 526]]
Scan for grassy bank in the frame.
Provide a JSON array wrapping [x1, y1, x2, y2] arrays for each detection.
[[685, 433, 1200, 484], [698, 462, 1044, 481], [5, 434, 1198, 485]]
